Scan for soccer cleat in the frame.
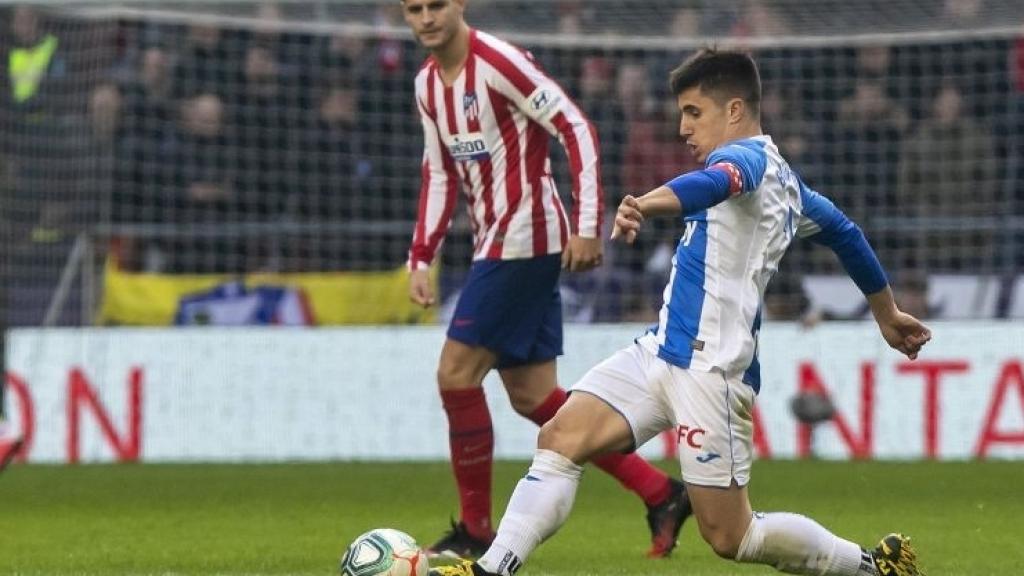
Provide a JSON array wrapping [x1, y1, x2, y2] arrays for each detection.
[[428, 560, 494, 576], [426, 520, 493, 560], [871, 533, 924, 576], [645, 478, 693, 558]]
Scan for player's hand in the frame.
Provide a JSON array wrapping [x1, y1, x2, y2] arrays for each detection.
[[610, 195, 643, 244], [877, 310, 932, 360], [408, 269, 435, 308], [562, 235, 602, 272]]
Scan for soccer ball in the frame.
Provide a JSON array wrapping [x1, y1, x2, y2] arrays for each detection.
[[339, 528, 429, 576]]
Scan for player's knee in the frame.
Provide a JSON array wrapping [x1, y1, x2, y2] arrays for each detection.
[[436, 361, 479, 391], [698, 523, 742, 560], [536, 417, 587, 463], [508, 394, 537, 417], [506, 383, 551, 417]]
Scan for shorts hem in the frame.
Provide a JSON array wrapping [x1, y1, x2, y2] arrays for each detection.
[[681, 475, 749, 489]]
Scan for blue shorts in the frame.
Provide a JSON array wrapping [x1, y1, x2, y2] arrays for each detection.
[[448, 254, 563, 369]]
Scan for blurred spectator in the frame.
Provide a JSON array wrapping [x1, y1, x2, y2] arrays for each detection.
[[1010, 38, 1024, 248], [163, 93, 240, 273], [284, 81, 371, 271], [234, 42, 290, 219], [617, 61, 657, 122], [1, 7, 67, 234], [731, 0, 791, 39], [938, 0, 986, 28], [175, 93, 233, 210], [764, 270, 822, 328], [667, 7, 700, 37], [121, 47, 175, 213], [623, 98, 699, 193], [578, 56, 625, 194], [897, 81, 998, 270], [357, 30, 419, 222], [619, 82, 701, 316], [3, 6, 69, 116], [173, 23, 238, 100], [829, 75, 908, 217], [318, 34, 368, 88], [252, 2, 284, 46], [856, 45, 892, 78]]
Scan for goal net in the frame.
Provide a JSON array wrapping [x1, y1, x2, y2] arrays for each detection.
[[2, 0, 1023, 329]]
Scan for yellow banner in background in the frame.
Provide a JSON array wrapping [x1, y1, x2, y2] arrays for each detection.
[[98, 260, 437, 326]]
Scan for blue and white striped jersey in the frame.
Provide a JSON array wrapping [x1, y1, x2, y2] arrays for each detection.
[[637, 135, 886, 392]]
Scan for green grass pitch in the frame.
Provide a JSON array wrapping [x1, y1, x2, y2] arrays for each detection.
[[2, 460, 1022, 575]]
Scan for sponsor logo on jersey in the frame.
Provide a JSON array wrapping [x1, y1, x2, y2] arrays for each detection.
[[527, 86, 562, 121], [446, 132, 491, 162], [695, 452, 721, 463]]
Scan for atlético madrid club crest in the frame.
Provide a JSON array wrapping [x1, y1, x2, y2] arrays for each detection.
[[463, 91, 480, 122]]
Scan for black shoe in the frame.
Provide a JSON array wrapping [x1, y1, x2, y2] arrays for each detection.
[[426, 520, 493, 560], [645, 479, 692, 558], [871, 533, 924, 576]]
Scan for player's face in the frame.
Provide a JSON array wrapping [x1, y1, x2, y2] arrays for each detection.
[[402, 0, 464, 50], [676, 86, 731, 163]]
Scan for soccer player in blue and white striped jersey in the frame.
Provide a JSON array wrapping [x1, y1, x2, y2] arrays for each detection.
[[432, 49, 931, 576]]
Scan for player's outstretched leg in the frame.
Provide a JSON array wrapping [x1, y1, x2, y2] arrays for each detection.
[[732, 510, 925, 575], [509, 383, 691, 557]]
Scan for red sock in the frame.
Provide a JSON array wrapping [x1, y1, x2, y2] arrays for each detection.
[[440, 387, 494, 540], [525, 387, 568, 425], [528, 387, 671, 507], [593, 452, 671, 506]]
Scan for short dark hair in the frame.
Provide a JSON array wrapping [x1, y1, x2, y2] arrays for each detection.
[[669, 48, 761, 116]]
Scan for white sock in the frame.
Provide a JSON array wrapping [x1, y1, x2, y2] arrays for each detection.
[[478, 449, 582, 576], [736, 512, 877, 575]]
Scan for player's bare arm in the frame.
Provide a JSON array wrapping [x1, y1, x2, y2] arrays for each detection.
[[866, 286, 932, 360], [610, 187, 681, 243]]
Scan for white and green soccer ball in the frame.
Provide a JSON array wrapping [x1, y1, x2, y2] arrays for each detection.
[[340, 528, 429, 576]]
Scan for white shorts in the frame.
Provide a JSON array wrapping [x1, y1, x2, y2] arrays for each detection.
[[572, 341, 756, 488]]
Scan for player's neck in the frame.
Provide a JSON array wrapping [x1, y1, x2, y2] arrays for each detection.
[[725, 122, 763, 142], [432, 23, 471, 83]]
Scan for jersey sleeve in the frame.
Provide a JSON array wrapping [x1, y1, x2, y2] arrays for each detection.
[[407, 94, 459, 271], [705, 142, 768, 194], [664, 167, 734, 216], [476, 37, 602, 238], [797, 179, 888, 295]]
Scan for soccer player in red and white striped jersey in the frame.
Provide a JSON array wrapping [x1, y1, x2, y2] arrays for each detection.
[[402, 0, 691, 560]]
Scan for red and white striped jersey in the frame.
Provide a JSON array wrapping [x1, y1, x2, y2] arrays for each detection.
[[407, 29, 603, 270]]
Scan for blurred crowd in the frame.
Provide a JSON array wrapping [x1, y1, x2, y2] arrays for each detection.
[[1, 1, 1024, 323]]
